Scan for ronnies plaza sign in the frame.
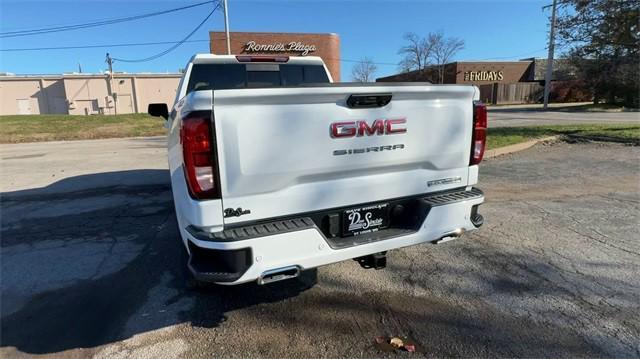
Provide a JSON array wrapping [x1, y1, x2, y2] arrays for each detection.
[[243, 41, 317, 56]]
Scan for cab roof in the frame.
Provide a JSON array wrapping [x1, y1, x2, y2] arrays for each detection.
[[190, 54, 326, 66]]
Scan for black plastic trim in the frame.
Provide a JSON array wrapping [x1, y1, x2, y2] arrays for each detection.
[[422, 187, 484, 207], [346, 93, 392, 108], [187, 217, 315, 242], [187, 241, 252, 283]]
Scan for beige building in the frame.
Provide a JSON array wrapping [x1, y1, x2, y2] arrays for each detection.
[[0, 73, 181, 116]]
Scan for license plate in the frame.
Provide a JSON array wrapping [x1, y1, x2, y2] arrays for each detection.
[[342, 202, 390, 236]]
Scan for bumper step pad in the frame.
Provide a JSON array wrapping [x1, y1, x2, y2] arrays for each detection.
[[188, 217, 315, 242], [422, 187, 484, 206]]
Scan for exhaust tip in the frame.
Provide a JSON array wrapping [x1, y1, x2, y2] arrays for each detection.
[[258, 265, 301, 285], [433, 228, 465, 244]]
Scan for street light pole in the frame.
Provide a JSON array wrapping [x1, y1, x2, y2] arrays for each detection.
[[223, 0, 231, 54], [543, 0, 558, 110]]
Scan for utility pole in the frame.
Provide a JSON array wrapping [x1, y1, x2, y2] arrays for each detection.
[[105, 53, 117, 115], [223, 0, 231, 54], [543, 0, 558, 110]]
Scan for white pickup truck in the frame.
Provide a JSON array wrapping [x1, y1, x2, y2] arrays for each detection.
[[148, 54, 486, 286]]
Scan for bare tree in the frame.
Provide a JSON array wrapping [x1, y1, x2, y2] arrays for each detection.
[[397, 32, 464, 82], [432, 32, 465, 83], [351, 57, 378, 82], [397, 32, 438, 72]]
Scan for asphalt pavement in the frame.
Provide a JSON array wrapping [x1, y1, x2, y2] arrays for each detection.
[[1, 137, 639, 358], [488, 108, 639, 127]]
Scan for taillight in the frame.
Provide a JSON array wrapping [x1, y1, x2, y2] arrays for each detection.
[[235, 55, 289, 63], [180, 111, 220, 200], [470, 102, 487, 165]]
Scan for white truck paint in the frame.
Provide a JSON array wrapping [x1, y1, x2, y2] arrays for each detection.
[[149, 54, 486, 285]]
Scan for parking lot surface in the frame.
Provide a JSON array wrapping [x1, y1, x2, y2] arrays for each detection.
[[1, 138, 639, 358]]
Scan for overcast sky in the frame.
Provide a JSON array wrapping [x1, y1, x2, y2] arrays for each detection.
[[0, 0, 553, 79]]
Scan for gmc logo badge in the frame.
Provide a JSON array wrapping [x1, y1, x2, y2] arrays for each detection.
[[330, 118, 407, 138]]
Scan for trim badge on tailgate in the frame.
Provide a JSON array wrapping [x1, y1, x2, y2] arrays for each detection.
[[427, 176, 462, 187]]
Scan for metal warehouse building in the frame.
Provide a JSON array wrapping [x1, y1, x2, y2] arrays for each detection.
[[0, 73, 181, 116]]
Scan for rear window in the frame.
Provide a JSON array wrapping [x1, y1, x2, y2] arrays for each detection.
[[186, 63, 330, 94]]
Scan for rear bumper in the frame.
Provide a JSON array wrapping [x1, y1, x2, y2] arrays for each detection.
[[185, 187, 484, 285]]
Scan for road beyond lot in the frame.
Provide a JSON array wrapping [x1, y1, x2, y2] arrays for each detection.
[[1, 139, 639, 358], [488, 108, 639, 127]]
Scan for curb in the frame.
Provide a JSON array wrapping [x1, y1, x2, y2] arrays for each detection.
[[565, 134, 640, 145], [0, 135, 167, 146], [485, 136, 559, 159]]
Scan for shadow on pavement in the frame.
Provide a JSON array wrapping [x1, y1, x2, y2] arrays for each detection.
[[0, 170, 315, 354]]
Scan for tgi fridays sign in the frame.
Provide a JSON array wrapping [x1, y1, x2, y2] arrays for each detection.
[[244, 41, 317, 56], [464, 70, 504, 82]]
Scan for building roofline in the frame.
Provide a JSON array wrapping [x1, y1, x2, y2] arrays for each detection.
[[209, 30, 339, 37], [450, 60, 534, 64], [190, 53, 324, 64], [0, 73, 182, 79], [375, 59, 540, 81]]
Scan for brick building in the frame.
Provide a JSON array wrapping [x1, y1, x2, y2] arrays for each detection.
[[377, 60, 536, 85], [210, 31, 341, 81], [377, 59, 580, 104]]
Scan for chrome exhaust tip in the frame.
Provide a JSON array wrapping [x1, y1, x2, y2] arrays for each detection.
[[257, 265, 301, 285], [433, 228, 465, 244]]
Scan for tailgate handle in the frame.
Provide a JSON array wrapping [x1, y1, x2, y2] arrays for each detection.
[[346, 93, 392, 108]]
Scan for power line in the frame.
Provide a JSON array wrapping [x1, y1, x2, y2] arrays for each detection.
[[112, 4, 219, 63], [339, 58, 397, 66], [1, 1, 213, 37], [0, 40, 211, 52], [0, 1, 214, 38]]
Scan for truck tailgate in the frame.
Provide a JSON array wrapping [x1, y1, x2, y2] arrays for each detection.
[[213, 84, 477, 224]]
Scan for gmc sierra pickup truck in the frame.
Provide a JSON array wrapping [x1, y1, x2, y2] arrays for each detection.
[[148, 54, 485, 285]]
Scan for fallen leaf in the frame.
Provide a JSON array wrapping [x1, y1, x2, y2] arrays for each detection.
[[390, 337, 404, 349], [404, 343, 416, 353]]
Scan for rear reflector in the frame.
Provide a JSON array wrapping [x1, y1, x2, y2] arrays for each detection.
[[180, 111, 220, 200], [470, 102, 487, 165], [235, 55, 289, 63]]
